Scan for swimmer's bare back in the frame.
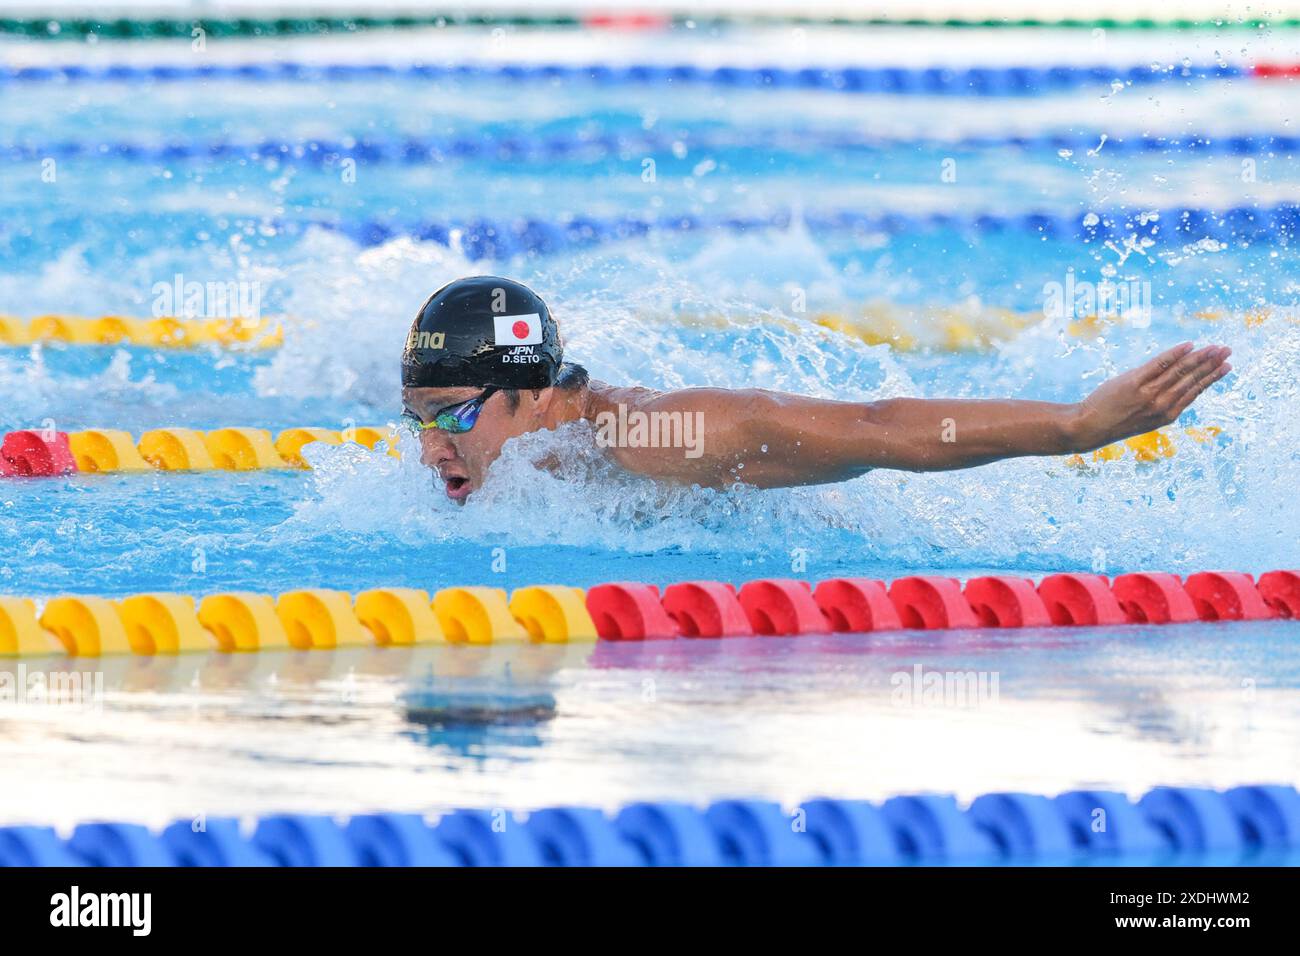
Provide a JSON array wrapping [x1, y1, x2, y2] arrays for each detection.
[[583, 342, 1232, 489]]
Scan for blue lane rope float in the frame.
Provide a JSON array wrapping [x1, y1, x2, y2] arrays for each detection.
[[8, 129, 1300, 167], [2, 784, 1296, 866], [3, 203, 1295, 259], [0, 60, 1248, 95], [286, 201, 1300, 256]]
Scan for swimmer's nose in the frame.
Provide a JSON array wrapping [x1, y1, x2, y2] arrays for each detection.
[[419, 429, 458, 469]]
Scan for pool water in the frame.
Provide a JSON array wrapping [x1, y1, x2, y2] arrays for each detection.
[[0, 24, 1298, 829]]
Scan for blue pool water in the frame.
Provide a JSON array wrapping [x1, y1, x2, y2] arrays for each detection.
[[0, 25, 1298, 829]]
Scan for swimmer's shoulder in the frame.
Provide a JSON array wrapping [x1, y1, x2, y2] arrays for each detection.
[[583, 382, 815, 425], [583, 380, 661, 415]]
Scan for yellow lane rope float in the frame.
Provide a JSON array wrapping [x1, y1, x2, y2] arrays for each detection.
[[0, 426, 399, 476], [1066, 425, 1224, 467], [671, 302, 1294, 353], [0, 585, 598, 657], [0, 315, 282, 349]]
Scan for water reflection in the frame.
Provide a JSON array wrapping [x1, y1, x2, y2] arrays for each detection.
[[0, 620, 1297, 828]]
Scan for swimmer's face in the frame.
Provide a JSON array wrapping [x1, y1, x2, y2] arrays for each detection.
[[402, 385, 541, 503]]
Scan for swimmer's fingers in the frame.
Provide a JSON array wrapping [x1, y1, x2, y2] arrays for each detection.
[[1155, 344, 1231, 404], [1168, 358, 1232, 419], [1137, 342, 1195, 385], [1148, 343, 1224, 395]]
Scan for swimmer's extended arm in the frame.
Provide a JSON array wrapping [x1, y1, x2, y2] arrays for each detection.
[[604, 343, 1232, 488]]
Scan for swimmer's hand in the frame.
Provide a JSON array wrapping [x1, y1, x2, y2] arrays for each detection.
[[1069, 342, 1232, 452]]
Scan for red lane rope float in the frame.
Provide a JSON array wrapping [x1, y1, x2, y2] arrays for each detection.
[[1036, 572, 1127, 626], [581, 12, 672, 30], [1111, 572, 1200, 624], [963, 576, 1052, 628], [660, 581, 753, 638], [736, 579, 827, 636], [887, 576, 980, 630], [1184, 571, 1277, 621], [585, 583, 677, 641], [1253, 63, 1300, 78], [1258, 571, 1300, 618], [0, 431, 77, 477], [812, 578, 902, 632], [599, 569, 1296, 641]]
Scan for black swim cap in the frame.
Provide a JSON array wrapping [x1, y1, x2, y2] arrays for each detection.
[[401, 276, 563, 389]]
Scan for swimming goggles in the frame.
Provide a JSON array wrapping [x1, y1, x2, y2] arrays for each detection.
[[402, 386, 499, 434]]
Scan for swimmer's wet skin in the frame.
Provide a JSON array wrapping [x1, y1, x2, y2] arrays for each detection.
[[401, 276, 1232, 502]]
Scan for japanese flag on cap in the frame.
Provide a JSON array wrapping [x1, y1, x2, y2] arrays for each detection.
[[493, 313, 542, 346]]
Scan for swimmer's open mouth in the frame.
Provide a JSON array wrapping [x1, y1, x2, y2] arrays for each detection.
[[442, 473, 471, 501]]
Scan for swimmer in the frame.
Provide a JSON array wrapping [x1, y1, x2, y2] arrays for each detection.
[[401, 276, 1232, 502]]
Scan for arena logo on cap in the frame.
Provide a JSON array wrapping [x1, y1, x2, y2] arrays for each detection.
[[406, 329, 445, 350], [493, 313, 542, 346]]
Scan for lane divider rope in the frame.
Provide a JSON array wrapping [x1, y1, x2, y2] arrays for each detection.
[[0, 314, 281, 349], [6, 12, 1300, 40], [0, 426, 398, 476], [1, 14, 1297, 40], [0, 60, 1249, 95], [0, 14, 590, 38], [0, 421, 1230, 478], [0, 304, 1281, 360], [276, 201, 1300, 255], [9, 129, 1300, 165], [2, 571, 1295, 657], [2, 783, 1296, 866], [5, 203, 1296, 258], [781, 302, 1276, 352], [1065, 425, 1225, 466]]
